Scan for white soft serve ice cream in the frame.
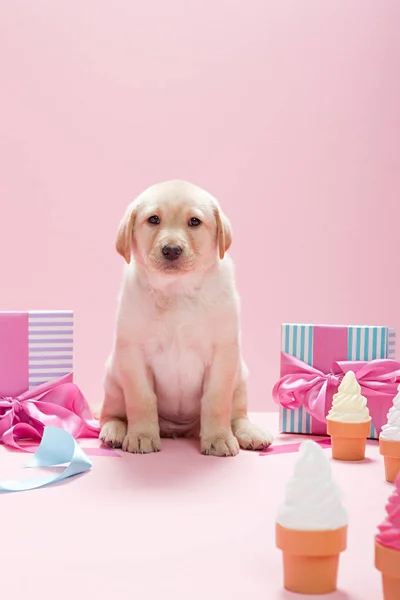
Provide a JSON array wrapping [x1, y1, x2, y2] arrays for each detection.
[[327, 370, 370, 423], [276, 440, 348, 530], [380, 384, 400, 441]]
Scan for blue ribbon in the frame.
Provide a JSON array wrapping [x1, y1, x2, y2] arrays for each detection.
[[0, 426, 92, 493]]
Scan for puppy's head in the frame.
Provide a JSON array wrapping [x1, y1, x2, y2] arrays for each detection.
[[116, 181, 232, 275]]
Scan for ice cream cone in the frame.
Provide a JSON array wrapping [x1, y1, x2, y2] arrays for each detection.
[[379, 385, 400, 482], [379, 439, 400, 483], [276, 524, 347, 594], [375, 465, 400, 599], [327, 418, 371, 461], [375, 541, 400, 600]]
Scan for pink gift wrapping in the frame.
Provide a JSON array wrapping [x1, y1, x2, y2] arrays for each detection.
[[273, 324, 399, 440], [0, 311, 100, 450]]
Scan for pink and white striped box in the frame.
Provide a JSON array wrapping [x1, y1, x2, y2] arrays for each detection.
[[0, 311, 73, 396]]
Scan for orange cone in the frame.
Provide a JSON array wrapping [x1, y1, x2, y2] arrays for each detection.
[[379, 439, 400, 483], [276, 524, 347, 594], [375, 541, 400, 600], [327, 418, 371, 461]]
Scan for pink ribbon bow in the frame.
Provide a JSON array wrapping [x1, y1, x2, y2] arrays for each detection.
[[0, 373, 100, 451], [272, 353, 400, 435]]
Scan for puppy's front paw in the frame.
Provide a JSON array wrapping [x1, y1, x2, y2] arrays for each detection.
[[233, 421, 273, 451], [100, 420, 127, 448], [201, 432, 240, 457], [122, 428, 162, 454]]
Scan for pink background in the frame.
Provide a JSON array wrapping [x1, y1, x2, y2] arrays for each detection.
[[1, 1, 399, 411]]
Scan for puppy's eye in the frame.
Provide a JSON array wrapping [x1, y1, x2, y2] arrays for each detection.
[[188, 217, 201, 227], [148, 215, 160, 225]]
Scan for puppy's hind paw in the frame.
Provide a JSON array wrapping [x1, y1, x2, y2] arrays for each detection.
[[100, 420, 127, 449], [233, 421, 273, 451]]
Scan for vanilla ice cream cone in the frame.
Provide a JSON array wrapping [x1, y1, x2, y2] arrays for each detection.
[[327, 371, 371, 461], [276, 524, 347, 594], [276, 440, 348, 594], [380, 385, 400, 482]]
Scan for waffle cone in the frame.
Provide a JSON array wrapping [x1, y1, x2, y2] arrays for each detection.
[[327, 418, 371, 461], [375, 542, 400, 600], [379, 439, 400, 483], [276, 524, 347, 594]]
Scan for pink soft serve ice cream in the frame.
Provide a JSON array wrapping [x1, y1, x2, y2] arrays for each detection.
[[376, 475, 400, 551], [375, 475, 400, 599]]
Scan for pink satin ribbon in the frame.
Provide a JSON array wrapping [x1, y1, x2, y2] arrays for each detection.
[[0, 373, 100, 451], [273, 353, 400, 435]]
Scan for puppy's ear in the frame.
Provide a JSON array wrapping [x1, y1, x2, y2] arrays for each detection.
[[214, 207, 232, 260], [116, 203, 137, 264]]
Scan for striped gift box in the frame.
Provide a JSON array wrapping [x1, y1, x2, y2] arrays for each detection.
[[0, 310, 73, 396], [278, 324, 396, 440], [28, 311, 73, 388]]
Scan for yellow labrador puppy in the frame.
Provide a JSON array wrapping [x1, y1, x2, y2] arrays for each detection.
[[99, 180, 273, 456]]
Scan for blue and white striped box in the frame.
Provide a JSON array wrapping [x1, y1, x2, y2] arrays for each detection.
[[278, 324, 396, 440]]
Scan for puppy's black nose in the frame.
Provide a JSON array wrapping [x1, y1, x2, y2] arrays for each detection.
[[162, 244, 182, 261]]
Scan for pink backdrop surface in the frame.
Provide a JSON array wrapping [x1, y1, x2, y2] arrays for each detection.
[[0, 414, 392, 599], [1, 1, 399, 411]]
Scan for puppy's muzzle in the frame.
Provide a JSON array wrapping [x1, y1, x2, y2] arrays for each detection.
[[161, 244, 183, 261]]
